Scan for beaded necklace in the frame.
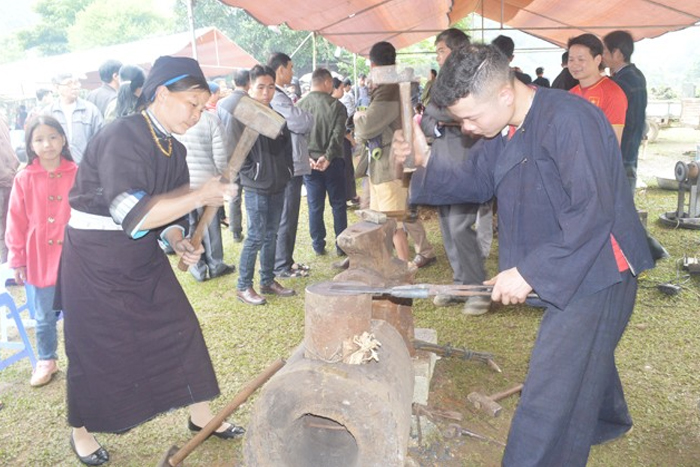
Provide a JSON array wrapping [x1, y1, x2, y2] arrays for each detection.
[[142, 110, 172, 157]]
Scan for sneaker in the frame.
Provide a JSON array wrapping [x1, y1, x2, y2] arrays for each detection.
[[30, 359, 59, 387], [412, 254, 436, 269], [210, 264, 236, 279], [462, 296, 491, 316], [276, 268, 308, 279], [332, 258, 350, 270], [433, 294, 462, 307]]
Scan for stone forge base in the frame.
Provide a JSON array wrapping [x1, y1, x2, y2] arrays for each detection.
[[413, 328, 438, 406]]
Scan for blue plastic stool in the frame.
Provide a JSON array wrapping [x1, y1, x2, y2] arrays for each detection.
[[0, 265, 37, 371]]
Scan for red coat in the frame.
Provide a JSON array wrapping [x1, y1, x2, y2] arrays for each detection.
[[6, 158, 77, 287]]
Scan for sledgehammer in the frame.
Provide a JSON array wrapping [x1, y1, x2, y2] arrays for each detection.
[[177, 95, 286, 271], [467, 383, 524, 417], [371, 65, 417, 171]]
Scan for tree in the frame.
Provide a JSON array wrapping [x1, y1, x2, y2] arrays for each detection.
[[15, 0, 93, 55], [172, 0, 347, 76], [68, 0, 173, 50]]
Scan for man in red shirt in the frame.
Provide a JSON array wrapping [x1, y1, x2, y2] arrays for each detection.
[[568, 33, 627, 144]]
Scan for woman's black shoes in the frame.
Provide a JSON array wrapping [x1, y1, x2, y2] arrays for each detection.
[[70, 434, 109, 466], [187, 417, 246, 439]]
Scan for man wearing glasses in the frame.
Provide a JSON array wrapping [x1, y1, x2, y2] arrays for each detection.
[[43, 72, 103, 164]]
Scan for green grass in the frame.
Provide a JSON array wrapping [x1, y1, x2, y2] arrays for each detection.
[[2, 132, 700, 465]]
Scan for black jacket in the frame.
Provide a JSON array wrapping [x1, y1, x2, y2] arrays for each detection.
[[218, 92, 293, 194]]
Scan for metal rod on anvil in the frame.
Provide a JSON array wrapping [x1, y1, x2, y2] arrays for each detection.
[[328, 283, 539, 300]]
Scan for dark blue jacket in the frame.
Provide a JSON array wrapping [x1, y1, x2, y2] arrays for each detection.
[[411, 88, 654, 309], [612, 64, 647, 170]]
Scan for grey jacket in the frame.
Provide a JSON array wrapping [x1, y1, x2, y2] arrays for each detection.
[[174, 111, 228, 189], [270, 86, 313, 177], [43, 98, 103, 164], [0, 118, 18, 188], [420, 102, 476, 165]]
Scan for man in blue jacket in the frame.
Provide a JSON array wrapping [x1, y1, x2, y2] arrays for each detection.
[[394, 44, 654, 467]]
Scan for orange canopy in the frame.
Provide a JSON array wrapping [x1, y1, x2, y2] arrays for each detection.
[[219, 0, 700, 54]]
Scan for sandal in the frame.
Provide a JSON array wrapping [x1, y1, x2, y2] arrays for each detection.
[[291, 263, 311, 272]]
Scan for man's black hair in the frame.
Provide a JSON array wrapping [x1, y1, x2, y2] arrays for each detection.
[[430, 69, 438, 79], [233, 69, 250, 87], [343, 78, 352, 86], [369, 41, 396, 66], [432, 44, 513, 108], [536, 67, 544, 75], [98, 59, 122, 83], [435, 28, 470, 51], [491, 35, 515, 58], [561, 51, 569, 65], [267, 52, 292, 73], [250, 64, 276, 83], [567, 33, 604, 59], [311, 67, 332, 84], [603, 30, 634, 63]]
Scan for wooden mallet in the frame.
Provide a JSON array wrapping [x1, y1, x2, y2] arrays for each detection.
[[177, 95, 286, 271], [370, 64, 417, 172]]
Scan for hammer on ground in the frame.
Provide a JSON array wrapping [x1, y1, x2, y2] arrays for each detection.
[[467, 383, 524, 417], [177, 95, 286, 271], [371, 65, 417, 171]]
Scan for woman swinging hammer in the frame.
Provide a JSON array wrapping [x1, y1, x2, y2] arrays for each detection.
[[57, 56, 243, 466]]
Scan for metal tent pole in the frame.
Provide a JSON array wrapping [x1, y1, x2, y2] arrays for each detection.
[[186, 0, 198, 60]]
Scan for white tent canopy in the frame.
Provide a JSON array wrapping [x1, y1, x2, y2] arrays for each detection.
[[0, 27, 258, 100]]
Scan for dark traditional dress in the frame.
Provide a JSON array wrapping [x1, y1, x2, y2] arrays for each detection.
[[57, 112, 220, 433]]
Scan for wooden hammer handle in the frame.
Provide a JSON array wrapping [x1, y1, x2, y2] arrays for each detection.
[[168, 358, 286, 466], [490, 383, 524, 402], [398, 82, 414, 169], [177, 127, 258, 271]]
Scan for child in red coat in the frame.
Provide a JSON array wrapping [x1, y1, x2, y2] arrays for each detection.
[[6, 116, 77, 387]]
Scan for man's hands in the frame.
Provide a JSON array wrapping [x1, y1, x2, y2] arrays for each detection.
[[310, 156, 330, 172], [392, 119, 431, 167], [484, 267, 533, 305]]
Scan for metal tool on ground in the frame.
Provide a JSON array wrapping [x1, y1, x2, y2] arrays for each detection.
[[659, 160, 700, 230], [156, 358, 285, 467], [443, 423, 506, 447], [329, 283, 539, 300], [177, 95, 286, 271], [467, 383, 524, 418], [413, 339, 502, 373], [371, 64, 417, 170]]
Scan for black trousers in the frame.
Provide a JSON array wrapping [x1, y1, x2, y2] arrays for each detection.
[[503, 271, 637, 467]]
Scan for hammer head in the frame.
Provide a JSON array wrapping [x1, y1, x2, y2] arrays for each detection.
[[467, 391, 503, 417], [371, 65, 416, 85], [357, 209, 387, 224], [233, 94, 286, 139]]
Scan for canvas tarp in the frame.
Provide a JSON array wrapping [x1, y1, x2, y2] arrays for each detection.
[[219, 0, 700, 55]]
